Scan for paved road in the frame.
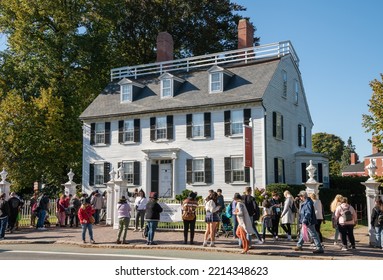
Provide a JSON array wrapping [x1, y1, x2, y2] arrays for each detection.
[[0, 224, 382, 260]]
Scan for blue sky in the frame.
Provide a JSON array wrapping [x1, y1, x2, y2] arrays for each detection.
[[0, 1, 382, 159], [236, 0, 383, 158]]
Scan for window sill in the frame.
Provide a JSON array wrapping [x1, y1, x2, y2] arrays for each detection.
[[229, 134, 243, 139], [191, 182, 208, 186], [153, 139, 171, 143], [230, 181, 247, 186], [92, 143, 108, 147], [120, 141, 138, 145], [190, 136, 209, 141]]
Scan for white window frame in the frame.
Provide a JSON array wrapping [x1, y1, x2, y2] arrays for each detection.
[[156, 116, 167, 140], [123, 119, 134, 143], [209, 72, 223, 93], [231, 110, 243, 135], [192, 113, 204, 138], [121, 84, 132, 103], [122, 161, 134, 185], [231, 157, 244, 183], [298, 124, 306, 147], [192, 158, 205, 183], [95, 123, 105, 144], [161, 78, 173, 98], [94, 163, 105, 185]]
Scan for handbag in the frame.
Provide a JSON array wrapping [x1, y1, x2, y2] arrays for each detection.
[[88, 215, 95, 224], [302, 223, 309, 242]]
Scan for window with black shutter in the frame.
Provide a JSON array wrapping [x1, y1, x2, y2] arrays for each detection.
[[90, 123, 95, 145], [104, 162, 111, 183], [205, 158, 212, 184], [317, 163, 323, 183], [150, 117, 156, 141], [104, 122, 111, 144], [301, 162, 307, 183], [186, 114, 192, 139], [166, 115, 173, 140], [134, 119, 140, 143], [186, 159, 193, 184], [224, 111, 231, 136], [224, 157, 232, 183], [204, 112, 211, 138], [244, 109, 251, 126], [133, 161, 140, 185], [118, 120, 124, 143], [89, 163, 94, 186]]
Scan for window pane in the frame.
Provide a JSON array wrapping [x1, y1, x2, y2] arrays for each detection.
[[231, 110, 243, 135], [193, 159, 204, 183], [95, 123, 105, 144], [232, 157, 244, 182], [95, 164, 104, 184], [156, 116, 167, 139], [162, 79, 172, 97], [192, 113, 204, 137], [123, 162, 134, 184], [124, 120, 134, 142], [121, 84, 132, 102], [210, 73, 221, 92]]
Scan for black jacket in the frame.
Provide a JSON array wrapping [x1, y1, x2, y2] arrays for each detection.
[[0, 198, 10, 218], [145, 200, 163, 221]]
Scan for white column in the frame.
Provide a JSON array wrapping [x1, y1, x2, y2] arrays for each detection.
[[0, 168, 11, 199], [105, 181, 115, 226]]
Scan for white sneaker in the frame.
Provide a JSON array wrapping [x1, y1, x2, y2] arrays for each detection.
[[203, 241, 207, 247], [257, 239, 264, 244], [133, 229, 139, 232], [341, 246, 349, 251], [210, 242, 215, 247]]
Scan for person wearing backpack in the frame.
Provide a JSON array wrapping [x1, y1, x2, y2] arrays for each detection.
[[182, 192, 198, 245], [370, 198, 383, 249], [242, 187, 262, 245], [281, 190, 295, 241], [334, 197, 357, 251]]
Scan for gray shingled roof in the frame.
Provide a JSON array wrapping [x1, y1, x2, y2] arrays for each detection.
[[342, 162, 365, 173], [80, 58, 281, 120]]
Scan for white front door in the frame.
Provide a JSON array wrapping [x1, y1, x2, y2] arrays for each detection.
[[159, 163, 172, 197]]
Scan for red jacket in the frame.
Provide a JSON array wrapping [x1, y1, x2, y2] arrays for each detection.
[[77, 204, 95, 224]]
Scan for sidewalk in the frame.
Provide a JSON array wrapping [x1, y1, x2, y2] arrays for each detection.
[[1, 224, 382, 260]]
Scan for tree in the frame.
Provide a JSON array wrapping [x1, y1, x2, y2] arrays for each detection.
[[340, 136, 357, 172], [362, 74, 383, 151], [0, 0, 257, 194], [312, 133, 344, 176]]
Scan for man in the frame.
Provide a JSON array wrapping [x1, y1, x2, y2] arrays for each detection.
[[90, 190, 104, 224], [216, 189, 225, 236], [0, 193, 10, 240], [7, 192, 21, 233], [293, 191, 324, 254], [242, 186, 262, 245], [269, 192, 282, 240], [36, 192, 50, 230]]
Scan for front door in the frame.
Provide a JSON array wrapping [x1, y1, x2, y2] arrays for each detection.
[[159, 163, 172, 197]]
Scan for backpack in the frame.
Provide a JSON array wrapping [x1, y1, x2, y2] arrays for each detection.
[[341, 206, 353, 222], [290, 201, 297, 214], [225, 203, 233, 218], [253, 201, 260, 221], [376, 209, 383, 226], [182, 205, 196, 221]]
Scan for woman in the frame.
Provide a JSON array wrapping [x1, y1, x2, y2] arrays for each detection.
[[280, 190, 295, 241], [334, 197, 357, 251], [310, 193, 325, 244], [203, 191, 221, 247], [330, 194, 343, 245], [134, 190, 147, 232], [116, 196, 131, 244], [78, 198, 96, 244], [261, 199, 275, 242], [57, 194, 68, 227], [234, 193, 256, 254], [370, 198, 383, 248], [144, 192, 163, 245], [182, 191, 198, 244]]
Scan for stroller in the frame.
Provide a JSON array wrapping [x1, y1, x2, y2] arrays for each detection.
[[219, 212, 233, 238]]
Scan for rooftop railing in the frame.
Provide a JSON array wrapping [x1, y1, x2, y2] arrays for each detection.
[[110, 41, 299, 81]]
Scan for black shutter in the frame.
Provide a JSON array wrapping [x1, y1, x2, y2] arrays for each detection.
[[244, 166, 250, 183], [224, 110, 231, 136], [104, 122, 111, 144], [301, 162, 307, 183], [274, 158, 278, 183], [281, 115, 284, 140], [186, 114, 192, 139], [104, 162, 111, 183], [186, 159, 193, 184], [204, 112, 211, 138], [118, 120, 124, 143], [244, 108, 251, 126], [90, 123, 95, 145], [298, 124, 302, 146], [89, 164, 94, 186], [150, 117, 156, 141], [318, 163, 323, 183], [205, 158, 212, 184], [272, 112, 277, 137], [224, 157, 232, 183], [134, 119, 140, 143], [304, 126, 307, 147], [167, 115, 173, 140], [133, 161, 140, 185]]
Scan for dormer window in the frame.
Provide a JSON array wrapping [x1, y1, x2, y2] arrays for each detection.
[[208, 65, 234, 93], [118, 78, 144, 103], [159, 73, 184, 99]]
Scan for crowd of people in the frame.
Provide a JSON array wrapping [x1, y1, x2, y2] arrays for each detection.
[[0, 187, 381, 254]]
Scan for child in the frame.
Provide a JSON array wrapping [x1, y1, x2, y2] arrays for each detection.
[[261, 200, 275, 242]]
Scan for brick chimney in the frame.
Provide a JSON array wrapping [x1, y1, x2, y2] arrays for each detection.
[[350, 153, 358, 165], [238, 19, 254, 49], [372, 136, 380, 154], [156, 32, 173, 62]]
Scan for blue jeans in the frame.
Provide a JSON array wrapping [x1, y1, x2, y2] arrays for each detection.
[[147, 221, 158, 243], [36, 210, 47, 228], [374, 226, 383, 248], [297, 223, 323, 250], [81, 223, 94, 241], [0, 216, 8, 238], [94, 209, 101, 224]]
